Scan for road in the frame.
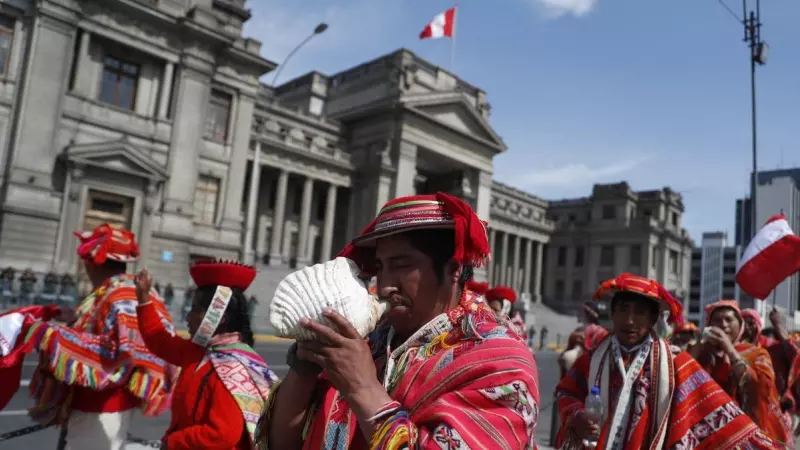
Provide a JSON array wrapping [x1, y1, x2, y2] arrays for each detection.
[[0, 342, 561, 449]]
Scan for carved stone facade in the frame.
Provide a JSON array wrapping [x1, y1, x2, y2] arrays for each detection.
[[243, 50, 553, 306], [543, 182, 694, 314], [0, 0, 274, 288]]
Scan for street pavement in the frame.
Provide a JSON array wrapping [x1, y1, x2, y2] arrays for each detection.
[[0, 342, 561, 449]]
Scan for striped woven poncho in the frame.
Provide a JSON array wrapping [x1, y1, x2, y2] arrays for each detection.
[[25, 273, 176, 423]]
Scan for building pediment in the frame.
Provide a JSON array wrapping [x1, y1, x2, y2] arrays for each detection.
[[402, 93, 507, 153], [64, 139, 168, 182]]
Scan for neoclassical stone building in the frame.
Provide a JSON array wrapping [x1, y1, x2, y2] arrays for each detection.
[[0, 0, 553, 303]]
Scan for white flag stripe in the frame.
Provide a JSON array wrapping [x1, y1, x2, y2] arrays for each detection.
[[429, 12, 447, 38], [737, 218, 794, 272]]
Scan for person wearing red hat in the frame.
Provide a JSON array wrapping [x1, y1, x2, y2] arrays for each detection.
[[669, 320, 699, 352], [135, 260, 276, 450], [17, 224, 175, 450], [485, 285, 525, 335], [258, 192, 539, 450], [694, 300, 790, 446], [555, 273, 782, 449], [485, 285, 516, 317]]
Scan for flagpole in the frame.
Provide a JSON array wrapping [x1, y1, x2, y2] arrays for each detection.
[[450, 2, 458, 72]]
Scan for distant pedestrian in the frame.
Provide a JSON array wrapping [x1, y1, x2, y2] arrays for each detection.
[[540, 326, 549, 349]]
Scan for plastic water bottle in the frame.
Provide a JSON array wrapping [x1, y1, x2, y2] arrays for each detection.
[[582, 386, 603, 448]]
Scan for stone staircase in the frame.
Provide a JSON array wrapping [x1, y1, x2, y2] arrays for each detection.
[[524, 302, 580, 348], [246, 264, 295, 334]]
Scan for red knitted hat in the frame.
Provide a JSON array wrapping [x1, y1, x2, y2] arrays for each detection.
[[337, 192, 490, 276], [189, 259, 257, 290], [74, 224, 139, 264], [485, 285, 517, 303]]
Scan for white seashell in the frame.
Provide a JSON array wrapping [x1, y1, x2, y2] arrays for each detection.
[[269, 257, 387, 340]]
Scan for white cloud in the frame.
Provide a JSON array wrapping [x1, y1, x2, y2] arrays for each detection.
[[529, 0, 598, 19], [514, 156, 650, 189]]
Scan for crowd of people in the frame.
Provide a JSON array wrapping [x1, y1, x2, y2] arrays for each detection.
[[0, 190, 797, 449]]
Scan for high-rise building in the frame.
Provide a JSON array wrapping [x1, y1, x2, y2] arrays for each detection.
[[687, 232, 742, 325], [734, 197, 752, 247], [735, 168, 800, 323], [542, 182, 694, 314]]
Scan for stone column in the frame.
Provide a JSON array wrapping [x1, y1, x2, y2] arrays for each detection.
[[242, 141, 261, 265], [500, 232, 509, 285], [73, 29, 92, 96], [268, 170, 289, 266], [297, 177, 315, 266], [221, 94, 255, 231], [512, 234, 522, 291], [488, 228, 497, 284], [12, 16, 75, 175], [158, 62, 175, 119], [532, 242, 544, 303], [394, 141, 417, 197], [321, 183, 338, 261], [523, 238, 533, 295], [162, 66, 211, 223]]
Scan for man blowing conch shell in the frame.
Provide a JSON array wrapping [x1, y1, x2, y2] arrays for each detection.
[[257, 192, 540, 450]]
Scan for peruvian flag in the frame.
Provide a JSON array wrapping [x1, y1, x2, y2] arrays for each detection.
[[419, 7, 456, 40], [736, 213, 800, 299]]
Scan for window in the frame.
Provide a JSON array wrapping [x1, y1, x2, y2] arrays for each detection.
[[652, 247, 659, 268], [643, 209, 652, 218], [572, 280, 583, 300], [205, 89, 232, 142], [557, 246, 567, 267], [575, 246, 585, 267], [99, 55, 139, 110], [671, 212, 679, 227], [555, 280, 565, 301], [568, 214, 576, 223], [193, 175, 220, 224], [602, 205, 616, 220], [600, 246, 615, 266], [0, 15, 14, 76], [669, 250, 679, 273], [630, 245, 641, 266]]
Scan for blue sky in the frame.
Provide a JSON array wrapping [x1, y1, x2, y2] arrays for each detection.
[[245, 0, 800, 242]]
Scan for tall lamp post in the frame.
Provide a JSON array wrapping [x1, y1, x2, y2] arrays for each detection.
[[271, 22, 329, 88], [742, 0, 768, 243], [242, 23, 328, 265]]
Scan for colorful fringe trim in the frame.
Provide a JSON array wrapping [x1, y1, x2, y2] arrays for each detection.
[[369, 409, 413, 450]]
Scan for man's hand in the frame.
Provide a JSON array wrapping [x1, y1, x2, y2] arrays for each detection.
[[51, 306, 76, 324], [134, 269, 153, 306], [571, 410, 601, 441]]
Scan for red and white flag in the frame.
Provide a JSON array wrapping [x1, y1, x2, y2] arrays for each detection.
[[419, 7, 456, 40], [736, 213, 800, 299]]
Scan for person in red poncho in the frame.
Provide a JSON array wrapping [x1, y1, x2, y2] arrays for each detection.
[[19, 224, 174, 450], [0, 305, 61, 410], [257, 192, 539, 450], [135, 260, 277, 450], [556, 273, 783, 449], [485, 285, 525, 335]]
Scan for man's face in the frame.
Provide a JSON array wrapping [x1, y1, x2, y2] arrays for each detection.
[[671, 330, 694, 347], [610, 294, 658, 346], [489, 300, 503, 314], [743, 316, 758, 342], [374, 234, 457, 339], [709, 308, 742, 344]]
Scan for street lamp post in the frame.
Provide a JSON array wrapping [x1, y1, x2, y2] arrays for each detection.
[[242, 23, 329, 265], [270, 23, 329, 89], [742, 0, 767, 243]]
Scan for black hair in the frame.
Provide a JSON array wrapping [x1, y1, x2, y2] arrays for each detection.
[[761, 327, 777, 338], [104, 260, 128, 273], [194, 285, 254, 346], [610, 291, 660, 318], [404, 228, 472, 287]]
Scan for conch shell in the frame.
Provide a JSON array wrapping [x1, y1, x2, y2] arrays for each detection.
[[269, 257, 387, 340]]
